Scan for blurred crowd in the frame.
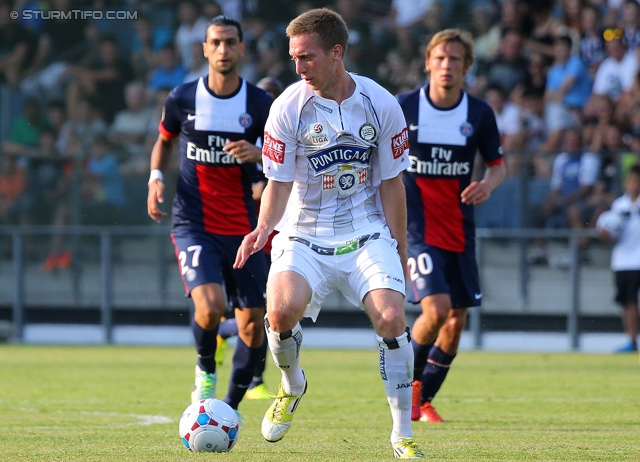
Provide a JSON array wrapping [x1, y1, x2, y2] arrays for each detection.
[[1, 0, 640, 269]]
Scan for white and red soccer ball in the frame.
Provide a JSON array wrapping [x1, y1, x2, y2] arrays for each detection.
[[179, 399, 240, 452]]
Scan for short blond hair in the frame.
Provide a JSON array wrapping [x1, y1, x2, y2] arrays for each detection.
[[286, 8, 348, 54], [426, 28, 475, 69]]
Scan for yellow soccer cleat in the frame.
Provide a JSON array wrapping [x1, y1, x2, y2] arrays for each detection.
[[261, 374, 307, 442], [245, 382, 271, 400], [393, 436, 425, 459]]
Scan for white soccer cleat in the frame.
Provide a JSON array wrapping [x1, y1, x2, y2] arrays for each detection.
[[191, 365, 216, 405], [261, 374, 307, 442]]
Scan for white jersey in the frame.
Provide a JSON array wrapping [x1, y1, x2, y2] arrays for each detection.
[[610, 193, 640, 271], [262, 73, 410, 236]]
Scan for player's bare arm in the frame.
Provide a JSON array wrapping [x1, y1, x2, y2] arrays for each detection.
[[147, 133, 174, 223], [223, 140, 262, 164], [460, 161, 507, 205], [234, 180, 293, 269], [379, 172, 408, 273]]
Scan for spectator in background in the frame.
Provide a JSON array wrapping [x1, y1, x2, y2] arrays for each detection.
[[620, 0, 640, 51], [20, 128, 66, 228], [183, 41, 209, 83], [130, 14, 172, 81], [66, 34, 134, 124], [79, 133, 125, 226], [511, 51, 550, 106], [389, 0, 436, 60], [0, 0, 38, 88], [485, 83, 523, 154], [148, 44, 188, 91], [0, 156, 28, 225], [592, 30, 638, 102], [468, 2, 501, 63], [524, 0, 563, 59], [46, 100, 67, 142], [2, 98, 50, 157], [597, 164, 640, 353], [41, 132, 124, 271], [20, 0, 95, 102], [254, 31, 298, 88], [475, 28, 530, 98], [175, 0, 208, 70], [59, 97, 108, 157], [543, 35, 591, 152], [579, 4, 606, 78], [528, 128, 600, 266], [519, 87, 551, 177], [335, 0, 376, 76], [109, 81, 154, 162]]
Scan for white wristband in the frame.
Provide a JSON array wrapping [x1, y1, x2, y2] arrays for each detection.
[[148, 169, 164, 184]]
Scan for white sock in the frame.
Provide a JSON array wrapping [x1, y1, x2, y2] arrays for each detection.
[[376, 329, 414, 444], [266, 322, 306, 394]]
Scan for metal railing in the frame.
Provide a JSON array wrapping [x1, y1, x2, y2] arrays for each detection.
[[0, 225, 606, 349]]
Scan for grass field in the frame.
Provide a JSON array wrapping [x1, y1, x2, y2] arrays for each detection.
[[0, 345, 638, 461]]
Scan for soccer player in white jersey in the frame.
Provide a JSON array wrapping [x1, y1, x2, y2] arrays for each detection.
[[234, 8, 424, 459], [397, 29, 506, 423]]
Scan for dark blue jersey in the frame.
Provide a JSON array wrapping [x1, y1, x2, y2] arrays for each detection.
[[159, 76, 272, 235], [397, 86, 504, 252]]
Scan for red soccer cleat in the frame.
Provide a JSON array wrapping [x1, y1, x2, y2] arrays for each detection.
[[41, 253, 59, 272], [411, 380, 421, 421], [419, 402, 444, 423], [56, 251, 73, 269]]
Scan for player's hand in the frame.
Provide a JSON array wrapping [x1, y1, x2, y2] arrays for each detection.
[[234, 228, 268, 269], [147, 179, 167, 223], [461, 180, 491, 205], [224, 140, 262, 163]]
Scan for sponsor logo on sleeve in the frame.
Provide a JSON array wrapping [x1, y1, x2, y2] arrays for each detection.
[[391, 128, 409, 159], [263, 132, 285, 164]]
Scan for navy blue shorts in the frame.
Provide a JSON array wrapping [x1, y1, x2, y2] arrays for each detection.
[[406, 242, 481, 308], [171, 229, 268, 309]]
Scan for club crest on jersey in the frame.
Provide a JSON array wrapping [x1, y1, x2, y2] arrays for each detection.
[[238, 113, 253, 128], [308, 122, 329, 145], [459, 121, 473, 137], [323, 168, 366, 196], [359, 123, 377, 142], [306, 144, 371, 175]]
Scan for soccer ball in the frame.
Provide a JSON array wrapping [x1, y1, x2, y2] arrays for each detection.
[[596, 210, 624, 241], [179, 399, 240, 452]]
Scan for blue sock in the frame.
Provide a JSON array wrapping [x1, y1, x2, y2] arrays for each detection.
[[411, 339, 433, 381], [218, 318, 238, 340], [249, 335, 268, 388], [191, 317, 218, 374], [421, 345, 456, 403], [224, 337, 262, 409]]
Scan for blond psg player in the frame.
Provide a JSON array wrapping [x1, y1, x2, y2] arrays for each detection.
[[397, 29, 506, 423]]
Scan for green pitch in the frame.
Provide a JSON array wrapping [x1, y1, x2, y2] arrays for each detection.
[[0, 345, 638, 461]]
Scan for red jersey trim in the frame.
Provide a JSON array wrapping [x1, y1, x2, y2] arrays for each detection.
[[158, 121, 179, 139], [485, 157, 504, 167]]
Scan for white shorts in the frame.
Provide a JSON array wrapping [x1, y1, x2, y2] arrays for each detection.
[[269, 222, 406, 321]]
